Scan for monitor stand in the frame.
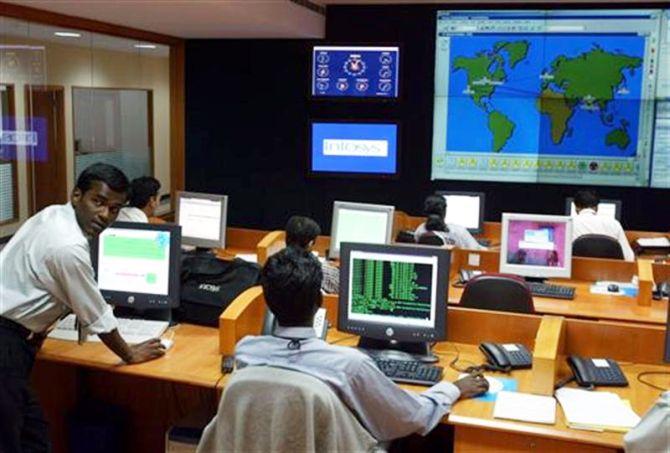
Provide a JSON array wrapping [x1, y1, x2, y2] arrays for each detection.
[[357, 337, 439, 363]]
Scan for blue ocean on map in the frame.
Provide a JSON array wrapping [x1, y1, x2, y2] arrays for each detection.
[[445, 34, 645, 156]]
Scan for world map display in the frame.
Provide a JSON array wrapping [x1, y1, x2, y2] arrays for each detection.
[[446, 35, 645, 156]]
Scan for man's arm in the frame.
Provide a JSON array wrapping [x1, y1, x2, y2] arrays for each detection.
[[99, 330, 165, 364], [615, 224, 635, 261]]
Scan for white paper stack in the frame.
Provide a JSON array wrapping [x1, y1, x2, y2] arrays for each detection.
[[636, 237, 670, 247], [555, 388, 640, 432], [493, 391, 557, 425]]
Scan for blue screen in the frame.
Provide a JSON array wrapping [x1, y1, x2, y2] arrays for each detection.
[[312, 46, 399, 98], [311, 122, 398, 175]]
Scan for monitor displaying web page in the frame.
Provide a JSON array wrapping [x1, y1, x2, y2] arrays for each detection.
[[437, 191, 485, 233], [500, 213, 573, 279], [565, 198, 622, 220], [94, 222, 181, 308], [329, 201, 395, 259], [176, 191, 228, 249], [338, 243, 449, 347]]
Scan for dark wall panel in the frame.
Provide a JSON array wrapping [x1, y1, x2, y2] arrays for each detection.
[[185, 5, 669, 232]]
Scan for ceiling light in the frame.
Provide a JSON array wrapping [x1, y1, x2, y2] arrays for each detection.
[[54, 31, 81, 38], [134, 44, 157, 49]]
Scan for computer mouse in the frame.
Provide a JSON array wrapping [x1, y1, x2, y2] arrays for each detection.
[[607, 284, 619, 293], [160, 338, 174, 350]]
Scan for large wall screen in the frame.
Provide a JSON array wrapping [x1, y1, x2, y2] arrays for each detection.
[[432, 9, 670, 187]]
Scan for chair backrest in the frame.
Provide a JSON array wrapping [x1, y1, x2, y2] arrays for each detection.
[[572, 234, 624, 260], [459, 273, 534, 314], [417, 232, 446, 246], [197, 366, 377, 453], [394, 230, 416, 243]]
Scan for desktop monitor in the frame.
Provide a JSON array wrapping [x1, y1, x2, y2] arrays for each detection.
[[176, 191, 228, 249], [338, 242, 449, 360], [500, 213, 573, 280], [436, 191, 485, 234], [665, 296, 670, 364], [565, 198, 622, 221], [93, 222, 181, 308], [328, 201, 395, 259]]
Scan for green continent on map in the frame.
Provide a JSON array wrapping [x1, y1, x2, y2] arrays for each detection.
[[548, 47, 642, 110], [494, 40, 530, 69], [605, 127, 630, 149], [452, 54, 503, 107], [537, 88, 574, 144], [488, 110, 515, 152]]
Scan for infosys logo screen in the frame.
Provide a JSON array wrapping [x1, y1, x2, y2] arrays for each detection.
[[311, 122, 398, 175]]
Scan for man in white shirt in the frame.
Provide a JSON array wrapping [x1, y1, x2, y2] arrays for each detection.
[[571, 190, 635, 261], [224, 247, 488, 444], [116, 176, 161, 223], [0, 164, 166, 452]]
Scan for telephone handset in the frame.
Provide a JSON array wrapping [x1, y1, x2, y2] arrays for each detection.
[[479, 342, 533, 371], [262, 308, 328, 340], [567, 356, 628, 387]]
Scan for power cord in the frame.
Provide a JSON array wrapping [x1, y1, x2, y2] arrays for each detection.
[[637, 371, 670, 392]]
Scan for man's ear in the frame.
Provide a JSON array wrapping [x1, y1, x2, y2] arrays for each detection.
[[71, 187, 82, 205]]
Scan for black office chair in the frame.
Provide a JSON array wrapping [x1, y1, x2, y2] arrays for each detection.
[[417, 232, 447, 246], [459, 273, 535, 314], [572, 234, 624, 260], [395, 230, 416, 244]]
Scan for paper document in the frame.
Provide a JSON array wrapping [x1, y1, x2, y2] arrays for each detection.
[[636, 237, 670, 247], [493, 391, 556, 424], [555, 388, 640, 431], [48, 314, 169, 345]]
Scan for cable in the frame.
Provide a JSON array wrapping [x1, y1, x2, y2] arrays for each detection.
[[637, 371, 670, 392]]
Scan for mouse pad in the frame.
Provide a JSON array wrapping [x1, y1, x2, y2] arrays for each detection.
[[459, 374, 518, 402]]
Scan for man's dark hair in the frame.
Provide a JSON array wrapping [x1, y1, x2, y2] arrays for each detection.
[[285, 216, 321, 249], [75, 163, 129, 194], [261, 247, 323, 326], [424, 194, 446, 219], [128, 176, 161, 208], [574, 190, 599, 210]]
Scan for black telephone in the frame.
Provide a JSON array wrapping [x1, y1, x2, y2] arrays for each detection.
[[479, 342, 532, 371], [567, 356, 628, 387], [261, 308, 328, 340]]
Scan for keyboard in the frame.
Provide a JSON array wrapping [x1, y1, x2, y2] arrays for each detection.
[[373, 358, 443, 386], [48, 314, 169, 344], [527, 282, 576, 300]]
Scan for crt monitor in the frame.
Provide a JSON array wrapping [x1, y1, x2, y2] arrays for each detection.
[[500, 213, 573, 280], [176, 191, 228, 249], [338, 242, 449, 361], [93, 222, 181, 309], [436, 191, 485, 234], [328, 201, 395, 259], [565, 197, 622, 221]]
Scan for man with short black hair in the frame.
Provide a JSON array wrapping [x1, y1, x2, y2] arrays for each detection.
[[117, 176, 161, 223], [232, 247, 488, 443], [285, 215, 340, 294], [572, 190, 634, 261], [0, 163, 166, 452]]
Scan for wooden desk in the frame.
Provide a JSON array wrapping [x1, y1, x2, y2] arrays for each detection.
[[34, 324, 223, 453], [448, 281, 669, 325]]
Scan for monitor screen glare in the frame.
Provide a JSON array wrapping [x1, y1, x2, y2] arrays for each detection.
[[443, 194, 481, 230], [506, 220, 567, 268], [178, 195, 223, 242], [97, 227, 172, 296], [347, 250, 439, 329]]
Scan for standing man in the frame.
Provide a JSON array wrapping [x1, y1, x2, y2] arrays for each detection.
[[117, 176, 161, 223], [0, 163, 166, 452]]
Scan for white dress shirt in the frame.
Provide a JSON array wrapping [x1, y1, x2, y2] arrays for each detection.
[[116, 206, 148, 223], [0, 203, 118, 335], [414, 222, 484, 250], [235, 326, 461, 442], [572, 209, 635, 261]]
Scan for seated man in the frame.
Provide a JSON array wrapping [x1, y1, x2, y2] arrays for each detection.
[[234, 247, 488, 442], [571, 190, 634, 261], [414, 194, 484, 250], [624, 390, 669, 452], [285, 215, 339, 294], [117, 176, 161, 223]]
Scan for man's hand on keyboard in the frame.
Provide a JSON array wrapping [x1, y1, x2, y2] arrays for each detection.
[[127, 338, 166, 364]]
